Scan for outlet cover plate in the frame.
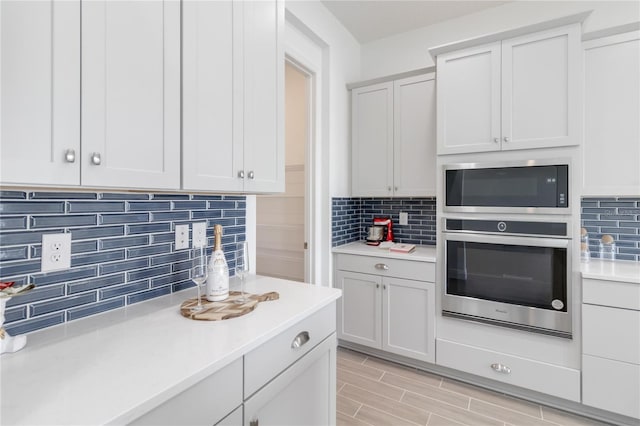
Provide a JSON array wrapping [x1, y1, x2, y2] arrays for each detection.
[[399, 212, 409, 226], [175, 224, 190, 250], [41, 233, 72, 272], [192, 222, 207, 248]]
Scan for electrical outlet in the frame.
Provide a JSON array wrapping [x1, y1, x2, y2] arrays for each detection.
[[192, 222, 207, 248], [175, 224, 190, 250], [41, 233, 72, 272], [399, 211, 409, 226]]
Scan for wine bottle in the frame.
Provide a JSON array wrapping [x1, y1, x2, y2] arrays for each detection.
[[206, 224, 229, 301]]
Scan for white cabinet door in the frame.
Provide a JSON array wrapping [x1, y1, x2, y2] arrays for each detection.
[[0, 0, 80, 186], [502, 25, 581, 150], [393, 74, 437, 197], [335, 270, 382, 348], [182, 0, 243, 192], [243, 0, 284, 193], [352, 82, 394, 197], [244, 334, 337, 426], [437, 43, 501, 155], [583, 31, 640, 196], [382, 277, 435, 363], [81, 1, 180, 189]]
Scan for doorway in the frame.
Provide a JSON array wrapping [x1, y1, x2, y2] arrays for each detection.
[[256, 60, 312, 282]]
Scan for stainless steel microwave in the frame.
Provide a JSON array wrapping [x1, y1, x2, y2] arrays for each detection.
[[444, 160, 569, 214]]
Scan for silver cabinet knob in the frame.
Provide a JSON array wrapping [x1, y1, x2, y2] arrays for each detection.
[[248, 171, 255, 180], [374, 263, 389, 270], [376, 284, 380, 289], [90, 152, 101, 165], [491, 363, 511, 374], [503, 136, 510, 143], [383, 284, 386, 290], [394, 187, 398, 192], [238, 170, 245, 179], [387, 186, 391, 192], [65, 149, 76, 163], [493, 137, 499, 143]]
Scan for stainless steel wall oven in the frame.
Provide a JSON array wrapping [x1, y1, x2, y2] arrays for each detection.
[[442, 218, 572, 338]]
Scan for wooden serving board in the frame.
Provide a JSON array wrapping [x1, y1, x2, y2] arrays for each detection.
[[180, 291, 279, 321]]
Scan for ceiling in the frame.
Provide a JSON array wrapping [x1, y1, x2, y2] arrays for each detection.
[[321, 0, 511, 43]]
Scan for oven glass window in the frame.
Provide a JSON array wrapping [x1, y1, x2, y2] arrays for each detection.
[[446, 241, 567, 311]]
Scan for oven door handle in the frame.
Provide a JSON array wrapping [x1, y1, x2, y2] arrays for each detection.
[[443, 232, 569, 248]]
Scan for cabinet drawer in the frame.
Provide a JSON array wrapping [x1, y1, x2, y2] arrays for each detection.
[[244, 303, 336, 398], [583, 304, 640, 364], [336, 253, 435, 282], [436, 339, 580, 402], [583, 278, 640, 310], [583, 355, 640, 419], [131, 358, 242, 426]]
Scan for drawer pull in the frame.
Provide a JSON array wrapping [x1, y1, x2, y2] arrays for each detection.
[[291, 331, 310, 349], [374, 263, 389, 271], [491, 363, 511, 374]]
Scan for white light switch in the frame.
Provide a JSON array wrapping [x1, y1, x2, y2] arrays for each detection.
[[399, 212, 408, 226], [175, 224, 190, 250]]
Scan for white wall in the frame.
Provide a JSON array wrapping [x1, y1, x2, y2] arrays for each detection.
[[361, 0, 640, 79]]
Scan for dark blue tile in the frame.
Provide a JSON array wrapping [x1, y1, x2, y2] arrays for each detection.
[[151, 194, 189, 200], [67, 201, 125, 213], [127, 286, 171, 304], [71, 250, 125, 267], [220, 225, 244, 236], [0, 191, 27, 199], [0, 246, 28, 261], [127, 244, 171, 259], [100, 235, 149, 250], [0, 216, 27, 230], [100, 213, 149, 225], [615, 254, 637, 261], [30, 293, 97, 316], [191, 210, 222, 220], [600, 201, 636, 207], [151, 270, 190, 288], [172, 259, 192, 272], [204, 218, 235, 227], [150, 251, 190, 267], [127, 201, 171, 211], [620, 221, 640, 228], [67, 297, 125, 321], [100, 193, 150, 200], [0, 201, 65, 214], [67, 273, 125, 294], [222, 196, 245, 201], [150, 232, 174, 244], [4, 312, 65, 335], [599, 215, 636, 220], [6, 284, 65, 307], [222, 209, 245, 218], [4, 306, 27, 323], [0, 260, 41, 278], [172, 200, 207, 210], [99, 258, 149, 275], [619, 208, 640, 214], [620, 247, 640, 255], [192, 195, 222, 200], [127, 265, 171, 281], [30, 192, 97, 200], [100, 279, 149, 299], [601, 227, 638, 235], [126, 223, 171, 235], [619, 235, 640, 242], [150, 211, 190, 222], [71, 226, 125, 240], [208, 201, 235, 210], [172, 279, 194, 292], [31, 266, 97, 286], [30, 215, 97, 229]]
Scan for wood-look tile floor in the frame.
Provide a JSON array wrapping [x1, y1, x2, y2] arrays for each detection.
[[336, 347, 609, 426]]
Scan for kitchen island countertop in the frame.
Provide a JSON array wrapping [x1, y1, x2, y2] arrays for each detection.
[[332, 241, 436, 262], [0, 276, 341, 425]]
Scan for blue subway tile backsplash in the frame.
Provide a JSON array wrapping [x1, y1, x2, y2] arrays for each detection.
[[581, 197, 640, 261], [0, 191, 246, 335]]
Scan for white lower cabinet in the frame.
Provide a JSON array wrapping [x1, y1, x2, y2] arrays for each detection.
[[582, 277, 640, 419], [335, 254, 436, 363]]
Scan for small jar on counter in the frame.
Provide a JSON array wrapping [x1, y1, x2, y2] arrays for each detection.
[[599, 234, 616, 261], [580, 228, 590, 263]]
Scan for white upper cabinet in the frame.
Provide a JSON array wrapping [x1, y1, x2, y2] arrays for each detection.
[[437, 24, 581, 155], [582, 30, 640, 196], [0, 0, 80, 186], [81, 1, 180, 189], [183, 0, 284, 193], [352, 73, 436, 197]]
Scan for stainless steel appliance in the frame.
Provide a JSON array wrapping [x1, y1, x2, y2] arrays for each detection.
[[444, 159, 569, 214], [442, 218, 572, 338]]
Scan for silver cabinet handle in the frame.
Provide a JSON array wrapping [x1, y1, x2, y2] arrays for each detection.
[[491, 363, 511, 374], [291, 331, 310, 349], [90, 152, 101, 165], [383, 284, 386, 290], [503, 136, 510, 143], [387, 186, 391, 191], [248, 171, 255, 180], [375, 263, 389, 270], [493, 137, 499, 143], [65, 149, 76, 163], [394, 187, 398, 191], [238, 170, 245, 178]]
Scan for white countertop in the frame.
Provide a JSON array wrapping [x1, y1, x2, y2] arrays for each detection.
[[581, 259, 640, 284], [0, 276, 341, 425], [332, 241, 437, 262]]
